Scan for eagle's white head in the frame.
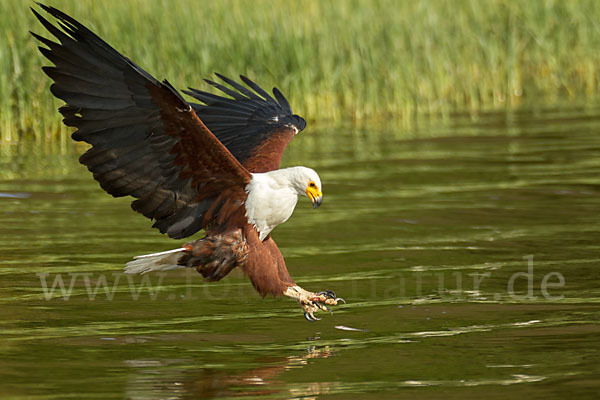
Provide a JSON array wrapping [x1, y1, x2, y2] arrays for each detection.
[[245, 166, 323, 240], [283, 166, 323, 208]]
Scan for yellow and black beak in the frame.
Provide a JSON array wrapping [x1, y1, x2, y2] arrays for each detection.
[[306, 186, 323, 209]]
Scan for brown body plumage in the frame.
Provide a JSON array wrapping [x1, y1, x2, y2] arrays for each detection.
[[180, 219, 295, 298]]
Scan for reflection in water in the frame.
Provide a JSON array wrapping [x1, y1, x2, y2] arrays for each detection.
[[123, 344, 548, 400], [124, 346, 334, 399], [101, 315, 584, 399]]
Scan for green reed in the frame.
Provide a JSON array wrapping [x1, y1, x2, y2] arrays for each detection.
[[2, 0, 600, 145]]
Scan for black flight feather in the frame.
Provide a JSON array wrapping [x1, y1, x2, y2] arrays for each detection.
[[32, 3, 213, 239], [184, 74, 306, 168]]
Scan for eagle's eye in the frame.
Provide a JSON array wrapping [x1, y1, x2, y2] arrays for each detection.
[[308, 182, 316, 188]]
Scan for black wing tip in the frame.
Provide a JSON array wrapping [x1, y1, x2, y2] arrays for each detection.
[[209, 73, 264, 100], [271, 87, 292, 112], [30, 5, 54, 31], [238, 74, 259, 89], [29, 29, 43, 40], [192, 73, 295, 111], [34, 2, 50, 11], [32, 3, 71, 26], [30, 3, 83, 46], [30, 5, 41, 17], [34, 2, 76, 22], [187, 73, 307, 132], [292, 115, 307, 132]]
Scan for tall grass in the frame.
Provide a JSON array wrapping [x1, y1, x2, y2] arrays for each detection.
[[2, 0, 600, 145]]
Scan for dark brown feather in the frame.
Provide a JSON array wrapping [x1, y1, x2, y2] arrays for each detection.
[[144, 81, 251, 198], [181, 229, 248, 281], [179, 221, 296, 297], [240, 225, 295, 297], [242, 128, 297, 173]]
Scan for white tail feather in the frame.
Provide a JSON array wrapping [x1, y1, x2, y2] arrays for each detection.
[[133, 248, 187, 259], [124, 248, 187, 275]]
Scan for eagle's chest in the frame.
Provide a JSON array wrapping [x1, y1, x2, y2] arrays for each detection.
[[244, 179, 299, 241], [258, 190, 298, 226]]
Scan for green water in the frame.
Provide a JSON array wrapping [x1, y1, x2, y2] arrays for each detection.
[[1, 109, 599, 399]]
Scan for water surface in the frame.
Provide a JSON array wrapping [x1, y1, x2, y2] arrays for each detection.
[[1, 109, 599, 399]]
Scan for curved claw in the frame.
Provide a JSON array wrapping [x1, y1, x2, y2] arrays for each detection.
[[336, 297, 346, 304], [304, 311, 321, 322], [317, 290, 336, 299]]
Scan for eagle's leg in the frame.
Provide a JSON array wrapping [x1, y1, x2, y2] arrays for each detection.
[[284, 285, 345, 321]]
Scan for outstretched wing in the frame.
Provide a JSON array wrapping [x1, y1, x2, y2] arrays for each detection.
[[31, 4, 251, 239], [184, 74, 306, 173]]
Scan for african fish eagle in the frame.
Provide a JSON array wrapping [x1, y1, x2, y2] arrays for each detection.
[[31, 3, 343, 321]]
